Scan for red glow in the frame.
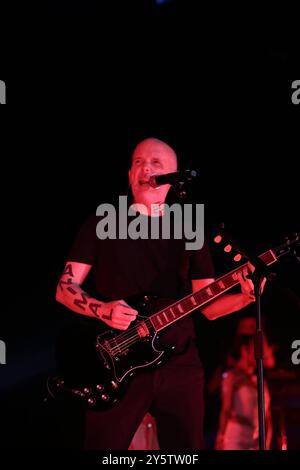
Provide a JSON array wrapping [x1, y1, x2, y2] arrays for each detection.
[[234, 254, 242, 262]]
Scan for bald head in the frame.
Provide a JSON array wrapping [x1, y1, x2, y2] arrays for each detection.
[[131, 138, 177, 171]]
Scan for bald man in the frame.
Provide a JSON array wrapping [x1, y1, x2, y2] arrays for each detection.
[[56, 137, 257, 450], [129, 137, 178, 215]]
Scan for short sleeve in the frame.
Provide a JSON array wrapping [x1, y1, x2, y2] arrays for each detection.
[[189, 237, 215, 279], [67, 214, 98, 265]]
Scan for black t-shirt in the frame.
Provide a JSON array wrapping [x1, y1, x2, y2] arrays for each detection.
[[67, 211, 215, 352]]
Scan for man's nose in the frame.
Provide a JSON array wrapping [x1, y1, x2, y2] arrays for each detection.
[[142, 162, 151, 173]]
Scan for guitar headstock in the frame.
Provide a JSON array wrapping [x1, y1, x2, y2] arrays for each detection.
[[273, 233, 300, 262], [213, 225, 300, 269], [213, 223, 247, 263]]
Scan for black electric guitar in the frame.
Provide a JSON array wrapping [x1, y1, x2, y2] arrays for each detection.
[[47, 235, 299, 410]]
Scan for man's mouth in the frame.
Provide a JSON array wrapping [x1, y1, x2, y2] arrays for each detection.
[[139, 179, 151, 186]]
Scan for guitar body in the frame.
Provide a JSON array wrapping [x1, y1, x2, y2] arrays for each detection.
[[48, 296, 175, 410]]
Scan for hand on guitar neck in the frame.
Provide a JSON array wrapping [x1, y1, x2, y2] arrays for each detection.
[[237, 263, 267, 302]]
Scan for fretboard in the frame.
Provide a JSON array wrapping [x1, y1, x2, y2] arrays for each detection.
[[149, 249, 277, 332]]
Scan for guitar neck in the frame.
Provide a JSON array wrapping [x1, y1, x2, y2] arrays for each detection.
[[149, 249, 277, 332]]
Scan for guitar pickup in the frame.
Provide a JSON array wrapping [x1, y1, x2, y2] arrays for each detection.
[[137, 322, 150, 339]]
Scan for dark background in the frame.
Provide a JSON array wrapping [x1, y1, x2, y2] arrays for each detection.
[[0, 0, 299, 451]]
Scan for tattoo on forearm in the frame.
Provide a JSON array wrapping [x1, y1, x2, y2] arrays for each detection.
[[63, 264, 74, 277], [89, 302, 103, 318], [73, 292, 92, 310], [58, 277, 75, 292], [102, 309, 113, 321], [67, 285, 77, 295]]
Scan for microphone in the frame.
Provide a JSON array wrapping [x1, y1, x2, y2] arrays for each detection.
[[149, 170, 197, 188]]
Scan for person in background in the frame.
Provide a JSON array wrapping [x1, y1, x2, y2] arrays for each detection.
[[215, 335, 273, 450]]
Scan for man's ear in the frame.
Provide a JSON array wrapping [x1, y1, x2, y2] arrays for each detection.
[[128, 168, 132, 186]]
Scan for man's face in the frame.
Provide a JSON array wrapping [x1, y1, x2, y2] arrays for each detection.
[[128, 139, 177, 209]]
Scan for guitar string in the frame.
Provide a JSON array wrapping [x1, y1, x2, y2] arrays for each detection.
[[100, 319, 149, 354], [108, 319, 154, 354], [106, 268, 247, 354], [108, 300, 199, 354], [109, 305, 196, 354], [107, 307, 189, 354], [108, 280, 238, 355], [105, 251, 282, 354]]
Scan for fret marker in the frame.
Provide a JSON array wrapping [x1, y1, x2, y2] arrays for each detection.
[[177, 304, 184, 313], [162, 312, 169, 322], [190, 296, 197, 306], [206, 287, 213, 296], [218, 281, 225, 289], [170, 308, 176, 319]]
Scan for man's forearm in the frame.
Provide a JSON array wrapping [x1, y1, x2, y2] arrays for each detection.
[[202, 293, 254, 320], [56, 281, 103, 320]]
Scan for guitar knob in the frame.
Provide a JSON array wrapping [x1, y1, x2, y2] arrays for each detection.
[[83, 387, 92, 395], [96, 384, 104, 392], [87, 397, 96, 407], [101, 394, 110, 401]]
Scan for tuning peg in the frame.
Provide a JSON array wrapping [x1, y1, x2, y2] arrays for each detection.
[[213, 222, 248, 263], [214, 235, 222, 244], [213, 222, 225, 244], [224, 244, 232, 253]]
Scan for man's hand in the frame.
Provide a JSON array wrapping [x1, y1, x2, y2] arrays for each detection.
[[99, 300, 138, 330], [237, 263, 266, 303]]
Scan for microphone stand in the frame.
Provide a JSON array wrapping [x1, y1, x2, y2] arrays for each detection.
[[253, 271, 266, 450], [174, 189, 270, 449], [212, 228, 299, 451], [247, 257, 275, 450], [215, 221, 276, 450]]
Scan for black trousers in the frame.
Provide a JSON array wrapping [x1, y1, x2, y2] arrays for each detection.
[[84, 345, 205, 450]]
